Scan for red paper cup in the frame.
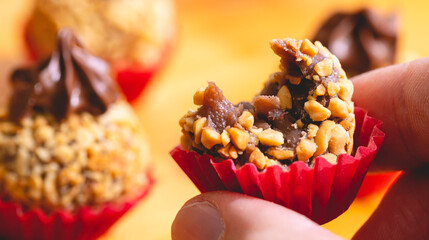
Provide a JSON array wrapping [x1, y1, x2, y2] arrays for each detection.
[[0, 172, 154, 240], [170, 107, 384, 224], [115, 65, 158, 103]]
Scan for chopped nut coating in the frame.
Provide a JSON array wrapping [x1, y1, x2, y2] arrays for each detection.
[[249, 148, 268, 170], [201, 128, 222, 149], [258, 129, 284, 147], [314, 120, 336, 156], [329, 125, 348, 155], [296, 139, 317, 161], [238, 111, 254, 130], [193, 117, 207, 145], [267, 148, 294, 160], [315, 85, 326, 96], [338, 78, 354, 101], [328, 98, 349, 119], [228, 127, 250, 151], [278, 85, 292, 110], [307, 124, 319, 139], [221, 130, 231, 146], [314, 59, 333, 77], [300, 39, 319, 57], [327, 82, 340, 96], [304, 100, 331, 121], [193, 87, 205, 105], [217, 144, 231, 158], [229, 146, 239, 159], [0, 102, 149, 212]]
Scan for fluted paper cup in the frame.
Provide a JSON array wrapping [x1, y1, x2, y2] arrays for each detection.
[[171, 107, 384, 224], [0, 172, 154, 240]]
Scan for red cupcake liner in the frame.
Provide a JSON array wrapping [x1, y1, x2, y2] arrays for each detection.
[[112, 37, 175, 102], [0, 172, 154, 240], [115, 65, 158, 102], [170, 107, 384, 224]]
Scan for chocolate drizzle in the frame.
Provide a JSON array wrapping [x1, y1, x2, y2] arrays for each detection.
[[312, 8, 397, 77], [8, 29, 120, 122]]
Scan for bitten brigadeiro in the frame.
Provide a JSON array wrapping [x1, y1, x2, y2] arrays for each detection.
[[171, 38, 384, 224]]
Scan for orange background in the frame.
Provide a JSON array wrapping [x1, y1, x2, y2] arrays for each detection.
[[0, 0, 428, 239]]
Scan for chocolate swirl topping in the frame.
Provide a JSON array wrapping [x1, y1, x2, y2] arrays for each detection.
[[312, 8, 397, 77], [8, 28, 120, 122]]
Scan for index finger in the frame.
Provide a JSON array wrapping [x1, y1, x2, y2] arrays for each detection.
[[352, 57, 429, 171]]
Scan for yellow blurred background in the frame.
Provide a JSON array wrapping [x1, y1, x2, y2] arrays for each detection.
[[0, 0, 428, 239]]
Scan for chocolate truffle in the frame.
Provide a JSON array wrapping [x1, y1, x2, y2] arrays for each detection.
[[0, 29, 150, 212], [312, 8, 397, 77], [179, 38, 355, 170]]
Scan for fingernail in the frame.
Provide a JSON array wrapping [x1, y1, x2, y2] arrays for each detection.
[[172, 201, 225, 240]]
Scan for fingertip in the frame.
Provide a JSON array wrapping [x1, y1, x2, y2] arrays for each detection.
[[172, 199, 225, 240], [351, 58, 429, 171], [172, 191, 342, 240]]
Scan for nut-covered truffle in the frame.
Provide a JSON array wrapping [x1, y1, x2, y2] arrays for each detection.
[[179, 38, 355, 170], [312, 8, 398, 77], [0, 29, 150, 213]]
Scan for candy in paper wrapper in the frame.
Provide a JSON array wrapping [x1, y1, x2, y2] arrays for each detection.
[[171, 107, 384, 224], [0, 29, 153, 239], [0, 175, 153, 240], [173, 38, 385, 223]]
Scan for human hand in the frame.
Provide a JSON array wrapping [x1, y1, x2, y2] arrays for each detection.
[[171, 57, 429, 240]]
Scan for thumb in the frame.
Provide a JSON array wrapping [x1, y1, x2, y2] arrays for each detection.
[[171, 191, 343, 240]]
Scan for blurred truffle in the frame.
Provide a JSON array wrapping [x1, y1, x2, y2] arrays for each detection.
[[0, 29, 150, 213], [312, 8, 398, 77], [25, 0, 176, 101]]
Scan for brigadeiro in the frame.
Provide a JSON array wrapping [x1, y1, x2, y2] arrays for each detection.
[[312, 8, 397, 77], [171, 38, 384, 224], [24, 0, 176, 102], [0, 29, 153, 240]]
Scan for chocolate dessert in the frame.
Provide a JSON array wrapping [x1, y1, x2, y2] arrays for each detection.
[[0, 29, 149, 212], [179, 38, 355, 170], [312, 8, 397, 76]]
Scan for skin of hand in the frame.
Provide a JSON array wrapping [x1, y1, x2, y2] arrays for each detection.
[[171, 57, 429, 240]]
